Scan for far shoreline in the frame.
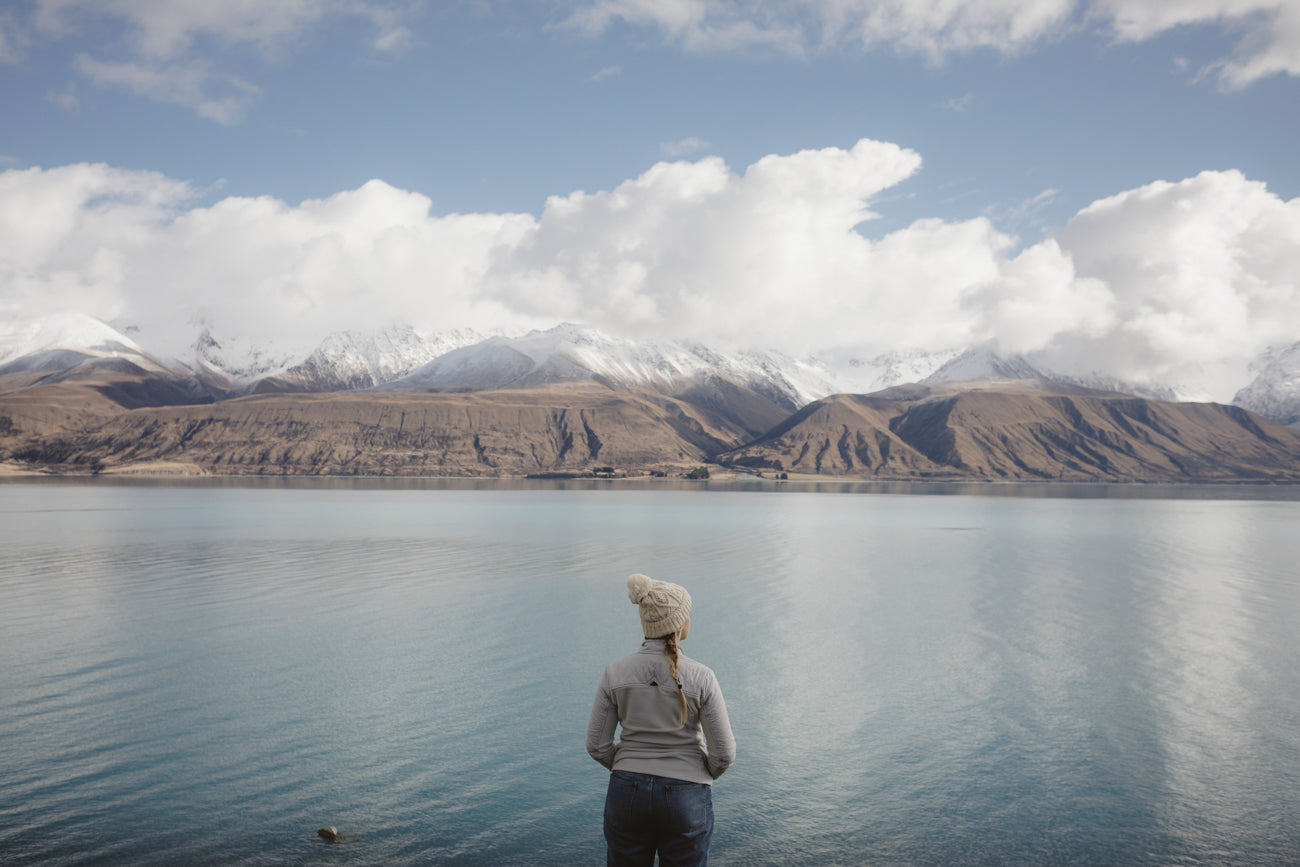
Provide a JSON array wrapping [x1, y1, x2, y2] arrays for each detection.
[[4, 468, 1300, 502]]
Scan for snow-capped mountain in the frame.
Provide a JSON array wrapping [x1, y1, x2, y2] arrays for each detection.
[[94, 318, 497, 395], [914, 346, 1184, 402], [189, 327, 303, 387], [922, 347, 1043, 384], [0, 313, 217, 407], [1233, 340, 1300, 428], [4, 311, 1298, 427], [272, 324, 490, 391], [1042, 371, 1179, 402], [0, 312, 173, 377], [377, 323, 839, 410], [834, 348, 963, 393], [703, 346, 842, 410]]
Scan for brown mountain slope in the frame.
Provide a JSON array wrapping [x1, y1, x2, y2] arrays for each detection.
[[0, 381, 742, 476], [720, 391, 946, 476], [0, 378, 136, 434], [719, 384, 1300, 482], [5, 374, 1300, 482]]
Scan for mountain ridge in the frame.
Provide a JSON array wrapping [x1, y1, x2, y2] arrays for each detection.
[[3, 314, 1299, 482], [3, 373, 1297, 482], [7, 313, 1298, 426], [718, 382, 1300, 482]]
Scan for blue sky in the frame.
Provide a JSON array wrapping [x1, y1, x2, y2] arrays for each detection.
[[2, 1, 1299, 397], [5, 2, 1297, 232]]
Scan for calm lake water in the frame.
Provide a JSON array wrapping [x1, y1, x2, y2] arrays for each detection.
[[1, 477, 1298, 865]]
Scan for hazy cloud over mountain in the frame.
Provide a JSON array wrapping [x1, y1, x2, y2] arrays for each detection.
[[3, 141, 1297, 400]]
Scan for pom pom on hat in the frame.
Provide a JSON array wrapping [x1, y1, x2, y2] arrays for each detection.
[[627, 573, 692, 638], [627, 573, 654, 605]]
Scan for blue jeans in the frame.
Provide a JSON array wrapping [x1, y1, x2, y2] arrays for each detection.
[[603, 770, 714, 867]]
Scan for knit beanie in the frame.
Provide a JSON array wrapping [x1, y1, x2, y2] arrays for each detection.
[[627, 573, 692, 638]]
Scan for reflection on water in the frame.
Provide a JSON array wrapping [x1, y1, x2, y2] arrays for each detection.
[[8, 474, 1300, 500], [0, 480, 1297, 865]]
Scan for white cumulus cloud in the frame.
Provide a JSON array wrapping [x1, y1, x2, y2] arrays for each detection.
[[2, 145, 1298, 401], [484, 139, 929, 352], [0, 162, 194, 320], [1041, 169, 1300, 395], [0, 164, 537, 359]]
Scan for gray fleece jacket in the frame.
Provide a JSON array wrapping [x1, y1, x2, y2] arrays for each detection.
[[586, 639, 736, 785]]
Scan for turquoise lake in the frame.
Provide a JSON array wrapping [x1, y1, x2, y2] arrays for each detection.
[[1, 477, 1298, 865]]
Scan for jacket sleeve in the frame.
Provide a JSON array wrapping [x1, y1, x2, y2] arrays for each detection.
[[700, 672, 736, 779], [586, 669, 618, 769]]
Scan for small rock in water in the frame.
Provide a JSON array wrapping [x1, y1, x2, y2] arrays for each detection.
[[317, 826, 341, 842]]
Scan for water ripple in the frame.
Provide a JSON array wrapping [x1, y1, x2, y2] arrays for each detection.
[[1, 483, 1298, 864]]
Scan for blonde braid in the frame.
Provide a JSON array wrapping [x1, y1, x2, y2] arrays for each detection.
[[663, 631, 689, 726]]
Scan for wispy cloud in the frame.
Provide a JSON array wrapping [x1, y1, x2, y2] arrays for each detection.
[[563, 0, 1300, 87], [561, 0, 804, 55], [589, 64, 622, 82], [1094, 0, 1300, 89], [942, 92, 974, 112], [563, 0, 1071, 60], [47, 84, 80, 112], [984, 187, 1062, 235], [0, 24, 18, 64], [13, 1, 417, 122], [660, 136, 711, 157], [74, 55, 259, 125]]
